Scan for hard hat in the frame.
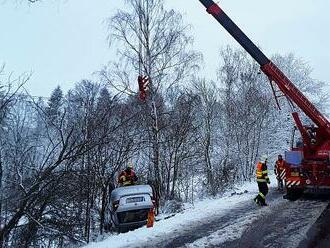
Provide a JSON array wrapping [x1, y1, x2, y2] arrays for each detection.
[[260, 154, 268, 163], [127, 162, 133, 169]]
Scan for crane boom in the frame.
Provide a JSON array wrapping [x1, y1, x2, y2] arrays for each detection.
[[198, 0, 330, 137]]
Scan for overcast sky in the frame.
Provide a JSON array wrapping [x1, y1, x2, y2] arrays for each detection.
[[0, 0, 329, 97]]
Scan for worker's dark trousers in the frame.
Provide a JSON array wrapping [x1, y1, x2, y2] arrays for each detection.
[[256, 182, 268, 205], [277, 177, 284, 190]]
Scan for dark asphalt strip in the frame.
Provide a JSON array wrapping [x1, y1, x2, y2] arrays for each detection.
[[298, 203, 330, 248]]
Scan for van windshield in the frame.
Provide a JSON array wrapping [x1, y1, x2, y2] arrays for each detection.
[[117, 209, 149, 224]]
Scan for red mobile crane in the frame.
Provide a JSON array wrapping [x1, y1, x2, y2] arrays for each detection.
[[198, 0, 330, 199]]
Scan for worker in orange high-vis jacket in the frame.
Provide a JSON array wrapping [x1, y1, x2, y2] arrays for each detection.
[[274, 154, 286, 190], [118, 163, 138, 187], [254, 155, 270, 206]]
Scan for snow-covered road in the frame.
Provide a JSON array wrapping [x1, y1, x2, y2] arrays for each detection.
[[153, 192, 327, 248], [85, 176, 329, 248], [217, 196, 327, 248]]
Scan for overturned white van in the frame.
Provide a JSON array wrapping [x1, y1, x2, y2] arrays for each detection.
[[109, 185, 155, 232]]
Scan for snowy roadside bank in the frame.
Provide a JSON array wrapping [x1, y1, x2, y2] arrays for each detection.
[[85, 174, 277, 248]]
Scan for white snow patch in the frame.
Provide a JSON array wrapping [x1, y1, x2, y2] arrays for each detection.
[[184, 203, 274, 247], [85, 174, 277, 248], [184, 214, 259, 247]]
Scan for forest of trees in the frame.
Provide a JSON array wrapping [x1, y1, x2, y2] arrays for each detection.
[[0, 0, 328, 247]]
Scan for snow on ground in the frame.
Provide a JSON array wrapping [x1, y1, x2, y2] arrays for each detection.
[[85, 174, 277, 248]]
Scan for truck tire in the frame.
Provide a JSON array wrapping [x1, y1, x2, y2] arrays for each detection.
[[284, 188, 302, 201]]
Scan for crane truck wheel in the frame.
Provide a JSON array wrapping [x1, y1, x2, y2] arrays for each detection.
[[283, 188, 303, 201]]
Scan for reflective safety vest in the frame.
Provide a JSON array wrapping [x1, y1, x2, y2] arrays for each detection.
[[256, 162, 269, 183], [121, 177, 133, 186], [119, 170, 137, 186]]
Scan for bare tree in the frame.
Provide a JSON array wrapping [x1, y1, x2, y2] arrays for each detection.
[[192, 79, 222, 195], [160, 89, 200, 200], [217, 47, 271, 181], [103, 0, 201, 198], [0, 66, 29, 247], [0, 65, 29, 125]]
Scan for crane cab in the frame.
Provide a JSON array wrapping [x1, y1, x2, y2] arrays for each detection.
[[285, 126, 330, 200]]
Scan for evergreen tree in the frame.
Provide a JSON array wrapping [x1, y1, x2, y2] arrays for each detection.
[[46, 86, 64, 125]]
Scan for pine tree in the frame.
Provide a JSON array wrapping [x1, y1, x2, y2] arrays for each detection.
[[46, 86, 64, 125]]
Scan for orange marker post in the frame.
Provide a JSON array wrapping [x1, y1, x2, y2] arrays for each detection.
[[146, 208, 155, 228]]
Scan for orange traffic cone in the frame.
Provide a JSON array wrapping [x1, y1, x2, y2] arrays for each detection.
[[146, 208, 155, 228]]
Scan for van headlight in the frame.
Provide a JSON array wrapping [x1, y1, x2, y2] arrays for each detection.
[[112, 200, 119, 211]]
